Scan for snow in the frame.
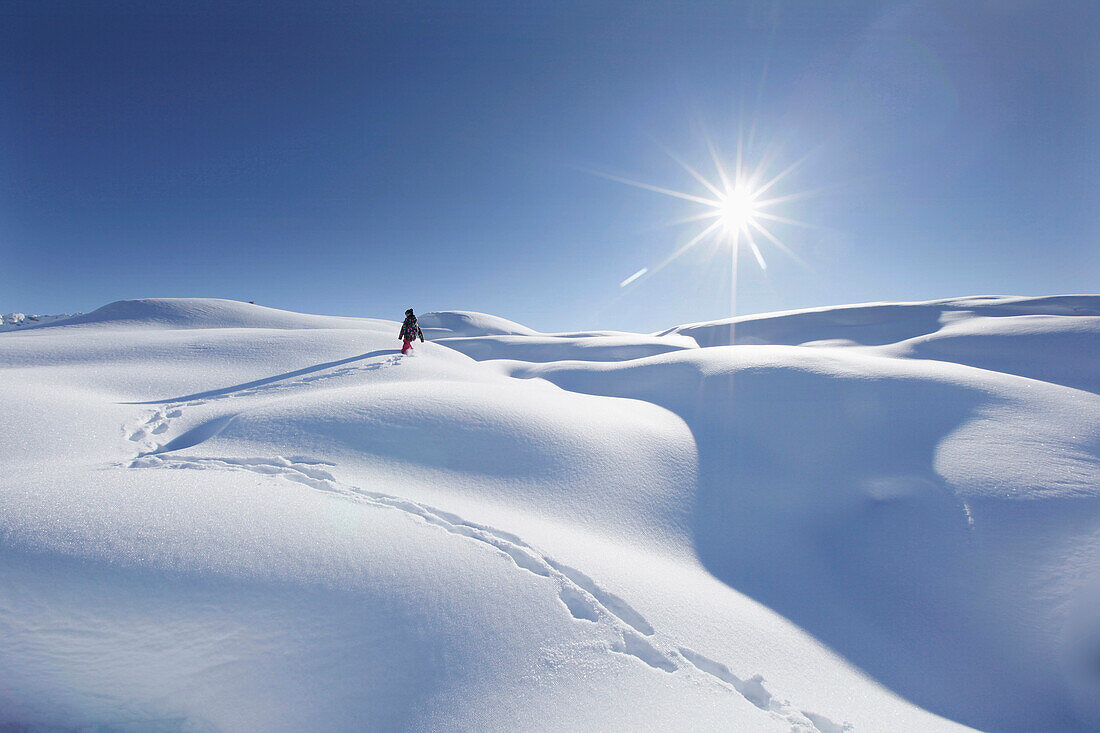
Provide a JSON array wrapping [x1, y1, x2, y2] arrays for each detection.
[[657, 294, 1100, 348], [417, 309, 538, 339], [2, 295, 1097, 732], [31, 297, 391, 331], [433, 333, 697, 363], [0, 312, 75, 331]]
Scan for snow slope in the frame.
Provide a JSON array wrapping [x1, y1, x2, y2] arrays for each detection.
[[30, 297, 393, 331], [1, 296, 1097, 732], [422, 309, 698, 363]]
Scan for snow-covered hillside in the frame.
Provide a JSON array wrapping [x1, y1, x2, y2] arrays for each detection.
[[1, 296, 1097, 732]]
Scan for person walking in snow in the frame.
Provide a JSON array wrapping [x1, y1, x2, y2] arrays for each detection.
[[400, 308, 424, 355]]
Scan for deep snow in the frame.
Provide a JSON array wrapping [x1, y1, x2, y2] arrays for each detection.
[[1, 296, 1097, 732]]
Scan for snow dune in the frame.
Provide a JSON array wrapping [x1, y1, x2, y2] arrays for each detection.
[[417, 310, 539, 339], [659, 294, 1100, 346], [1, 295, 1097, 732], [29, 297, 392, 331], [658, 295, 1100, 394], [422, 308, 698, 363]]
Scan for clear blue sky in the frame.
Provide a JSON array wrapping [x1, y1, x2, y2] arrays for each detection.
[[2, 1, 1097, 332]]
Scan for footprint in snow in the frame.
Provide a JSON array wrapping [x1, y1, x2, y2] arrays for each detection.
[[119, 404, 851, 731]]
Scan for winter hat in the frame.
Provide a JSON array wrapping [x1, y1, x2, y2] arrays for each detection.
[[405, 309, 414, 316]]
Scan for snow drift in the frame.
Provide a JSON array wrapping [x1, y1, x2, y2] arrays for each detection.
[[1, 295, 1097, 732], [416, 310, 538, 339], [34, 297, 391, 331]]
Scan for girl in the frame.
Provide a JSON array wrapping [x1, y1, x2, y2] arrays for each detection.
[[399, 309, 424, 355]]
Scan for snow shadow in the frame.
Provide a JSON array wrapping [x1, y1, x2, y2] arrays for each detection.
[[515, 351, 1084, 730], [660, 365, 1092, 732], [125, 350, 400, 404], [680, 369, 991, 723], [145, 414, 239, 455]]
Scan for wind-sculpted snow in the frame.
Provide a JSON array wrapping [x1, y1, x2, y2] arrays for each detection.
[[501, 343, 1100, 731], [434, 332, 698, 363], [424, 310, 698, 363], [3, 295, 1096, 731], [32, 297, 393, 331], [878, 313, 1100, 394], [0, 354, 850, 731], [658, 294, 1100, 349], [417, 309, 538, 339]]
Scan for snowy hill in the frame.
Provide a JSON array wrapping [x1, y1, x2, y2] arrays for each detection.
[[26, 297, 392, 331], [658, 294, 1100, 346], [1, 296, 1097, 732]]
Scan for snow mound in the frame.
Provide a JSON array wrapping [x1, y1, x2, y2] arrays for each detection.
[[435, 333, 697, 363], [660, 294, 1100, 348], [161, 378, 697, 551], [500, 343, 1100, 731], [879, 312, 1100, 394], [32, 298, 390, 331], [421, 310, 697, 362], [417, 310, 538, 339]]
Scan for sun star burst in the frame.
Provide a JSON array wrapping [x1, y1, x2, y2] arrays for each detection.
[[594, 137, 817, 314]]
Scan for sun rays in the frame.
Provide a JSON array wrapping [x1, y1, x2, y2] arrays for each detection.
[[593, 135, 817, 315]]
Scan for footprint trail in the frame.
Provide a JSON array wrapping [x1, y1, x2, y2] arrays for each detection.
[[119, 352, 851, 733]]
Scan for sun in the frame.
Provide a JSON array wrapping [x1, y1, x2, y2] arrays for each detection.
[[717, 185, 758, 232], [592, 136, 817, 309]]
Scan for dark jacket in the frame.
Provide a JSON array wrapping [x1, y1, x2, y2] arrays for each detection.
[[400, 316, 423, 342]]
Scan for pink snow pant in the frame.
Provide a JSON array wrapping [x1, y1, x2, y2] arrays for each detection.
[[402, 340, 413, 355]]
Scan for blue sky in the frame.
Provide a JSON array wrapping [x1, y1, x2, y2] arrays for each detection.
[[2, 1, 1097, 332]]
